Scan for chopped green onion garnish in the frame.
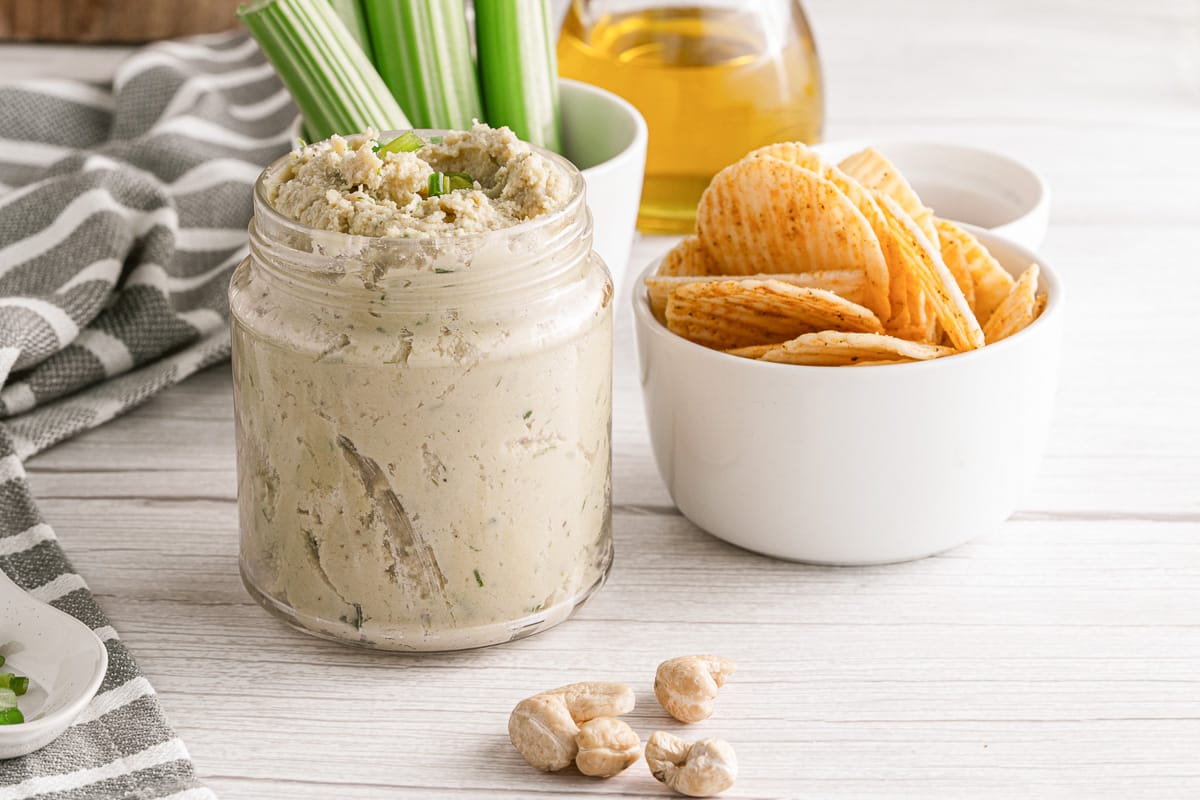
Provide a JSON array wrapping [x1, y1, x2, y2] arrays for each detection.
[[363, 0, 483, 129], [376, 131, 425, 155], [238, 0, 411, 140], [0, 674, 28, 695], [0, 707, 23, 725], [427, 171, 474, 197], [428, 172, 446, 197], [474, 568, 484, 587], [0, 687, 16, 711], [474, 0, 562, 152]]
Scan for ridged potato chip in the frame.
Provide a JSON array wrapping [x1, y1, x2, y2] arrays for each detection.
[[760, 331, 956, 366], [934, 220, 976, 309], [846, 359, 921, 367], [839, 147, 939, 246], [764, 143, 939, 342], [666, 279, 884, 350], [696, 157, 890, 283], [827, 148, 941, 342], [936, 218, 1014, 322], [746, 142, 892, 320], [645, 270, 868, 323], [657, 235, 722, 278], [983, 263, 1041, 343], [883, 254, 936, 344], [875, 195, 985, 351], [725, 343, 783, 359]]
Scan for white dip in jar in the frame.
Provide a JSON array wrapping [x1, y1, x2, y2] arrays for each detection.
[[230, 126, 613, 651]]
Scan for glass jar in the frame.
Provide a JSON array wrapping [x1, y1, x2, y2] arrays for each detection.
[[230, 142, 614, 652], [558, 0, 825, 234]]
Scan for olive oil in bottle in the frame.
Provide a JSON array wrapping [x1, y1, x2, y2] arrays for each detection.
[[558, 1, 824, 234]]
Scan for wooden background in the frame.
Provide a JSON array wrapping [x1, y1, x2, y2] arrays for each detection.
[[0, 0, 236, 42], [4, 0, 1200, 796]]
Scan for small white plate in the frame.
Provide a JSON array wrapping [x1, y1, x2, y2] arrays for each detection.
[[0, 570, 107, 759], [813, 139, 1050, 251]]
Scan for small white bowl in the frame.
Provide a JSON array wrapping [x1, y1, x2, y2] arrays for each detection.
[[559, 78, 648, 298], [632, 229, 1064, 564], [813, 140, 1050, 251], [0, 571, 108, 759]]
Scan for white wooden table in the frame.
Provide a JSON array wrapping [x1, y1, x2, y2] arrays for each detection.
[[6, 1, 1200, 796]]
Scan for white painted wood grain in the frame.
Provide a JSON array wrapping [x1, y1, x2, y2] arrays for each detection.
[[6, 0, 1200, 796]]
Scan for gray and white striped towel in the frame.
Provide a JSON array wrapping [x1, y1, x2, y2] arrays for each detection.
[[0, 32, 297, 797]]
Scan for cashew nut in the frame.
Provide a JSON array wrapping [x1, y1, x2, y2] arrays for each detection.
[[654, 655, 736, 723], [645, 731, 738, 797], [575, 717, 641, 777], [508, 693, 580, 771], [550, 681, 636, 722], [508, 682, 636, 772]]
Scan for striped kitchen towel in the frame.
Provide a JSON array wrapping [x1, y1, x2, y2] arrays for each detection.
[[0, 32, 297, 797]]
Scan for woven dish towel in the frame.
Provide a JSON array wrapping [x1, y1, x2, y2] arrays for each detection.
[[0, 32, 296, 797]]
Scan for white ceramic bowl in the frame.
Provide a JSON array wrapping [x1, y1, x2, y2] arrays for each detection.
[[812, 140, 1050, 251], [0, 571, 108, 758], [559, 78, 648, 298], [633, 229, 1064, 564]]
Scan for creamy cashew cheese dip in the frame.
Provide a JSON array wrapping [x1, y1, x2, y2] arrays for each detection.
[[231, 125, 613, 650], [264, 123, 571, 236]]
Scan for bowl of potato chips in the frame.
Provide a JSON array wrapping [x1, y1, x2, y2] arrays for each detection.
[[633, 142, 1064, 564]]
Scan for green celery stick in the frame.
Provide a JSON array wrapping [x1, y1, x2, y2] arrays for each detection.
[[328, 0, 374, 63], [474, 0, 561, 151], [363, 0, 484, 129], [239, 0, 411, 140]]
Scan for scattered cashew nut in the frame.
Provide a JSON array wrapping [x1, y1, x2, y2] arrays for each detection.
[[654, 655, 736, 723], [507, 693, 580, 771], [645, 731, 738, 797], [508, 682, 636, 772], [575, 717, 641, 777]]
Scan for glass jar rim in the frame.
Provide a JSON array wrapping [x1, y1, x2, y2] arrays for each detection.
[[251, 131, 588, 261], [246, 132, 597, 305]]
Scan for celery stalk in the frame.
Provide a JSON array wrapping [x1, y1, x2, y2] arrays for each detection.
[[362, 0, 484, 130], [474, 0, 561, 152], [239, 0, 411, 140], [328, 0, 374, 63]]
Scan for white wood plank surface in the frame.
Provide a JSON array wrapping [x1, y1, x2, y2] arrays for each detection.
[[6, 0, 1200, 796]]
